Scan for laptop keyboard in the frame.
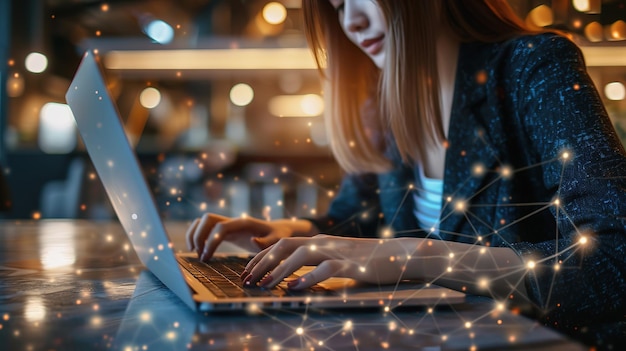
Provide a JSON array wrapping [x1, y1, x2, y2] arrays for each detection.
[[181, 256, 330, 298]]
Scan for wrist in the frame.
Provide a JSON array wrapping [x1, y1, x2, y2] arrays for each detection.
[[273, 218, 318, 237]]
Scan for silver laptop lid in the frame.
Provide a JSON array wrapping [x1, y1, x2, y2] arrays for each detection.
[[65, 51, 197, 310]]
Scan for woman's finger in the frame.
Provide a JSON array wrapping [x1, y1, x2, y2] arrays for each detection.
[[192, 213, 220, 255], [185, 218, 200, 251], [288, 259, 353, 290], [244, 238, 306, 284], [254, 244, 323, 288], [200, 218, 271, 261]]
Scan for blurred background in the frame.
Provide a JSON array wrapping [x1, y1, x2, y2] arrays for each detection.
[[0, 0, 624, 221]]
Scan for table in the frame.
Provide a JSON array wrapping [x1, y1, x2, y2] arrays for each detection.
[[0, 220, 587, 350]]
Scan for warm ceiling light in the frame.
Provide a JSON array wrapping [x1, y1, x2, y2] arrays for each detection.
[[584, 21, 604, 42], [609, 20, 626, 40], [25, 52, 48, 73], [573, 0, 590, 12], [263, 2, 287, 25], [104, 49, 317, 70], [526, 5, 553, 28], [572, 0, 601, 14], [140, 87, 161, 109], [605, 82, 626, 101], [230, 83, 254, 107]]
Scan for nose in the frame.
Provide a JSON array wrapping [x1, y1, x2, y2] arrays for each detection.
[[342, 2, 368, 33]]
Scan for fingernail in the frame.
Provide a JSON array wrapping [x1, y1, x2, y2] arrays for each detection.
[[243, 275, 252, 286], [287, 279, 299, 289], [259, 275, 273, 287], [240, 270, 248, 279]]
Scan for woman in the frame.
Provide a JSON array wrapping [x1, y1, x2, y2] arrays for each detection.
[[188, 0, 626, 345]]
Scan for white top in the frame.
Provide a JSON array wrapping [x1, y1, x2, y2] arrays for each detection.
[[413, 166, 443, 237]]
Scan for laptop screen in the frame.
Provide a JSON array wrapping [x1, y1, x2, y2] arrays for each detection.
[[66, 51, 197, 310]]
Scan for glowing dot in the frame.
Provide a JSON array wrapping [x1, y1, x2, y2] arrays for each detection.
[[101, 3, 109, 11], [309, 245, 317, 251], [465, 321, 472, 329], [384, 306, 390, 312], [441, 335, 448, 341], [3, 314, 9, 321], [349, 141, 355, 147], [479, 278, 489, 289], [131, 213, 138, 220], [427, 308, 433, 314], [553, 198, 560, 206], [447, 266, 452, 272], [501, 166, 512, 178], [472, 164, 484, 176], [381, 228, 393, 238], [579, 236, 588, 244], [573, 83, 580, 91], [343, 320, 353, 331], [454, 200, 466, 212], [480, 247, 486, 254], [527, 261, 536, 269], [359, 266, 366, 273], [140, 312, 151, 322], [448, 252, 455, 258], [554, 263, 561, 271], [91, 316, 102, 327], [475, 70, 488, 84], [32, 212, 41, 220], [296, 327, 304, 335], [561, 152, 570, 160]]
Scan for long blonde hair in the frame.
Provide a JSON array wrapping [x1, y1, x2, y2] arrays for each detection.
[[302, 0, 538, 174]]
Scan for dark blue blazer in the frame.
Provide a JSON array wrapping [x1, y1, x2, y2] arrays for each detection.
[[310, 33, 626, 345]]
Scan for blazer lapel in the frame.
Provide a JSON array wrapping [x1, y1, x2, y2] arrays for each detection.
[[439, 43, 499, 241]]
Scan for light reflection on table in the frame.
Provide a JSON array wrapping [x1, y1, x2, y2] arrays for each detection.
[[0, 220, 587, 350]]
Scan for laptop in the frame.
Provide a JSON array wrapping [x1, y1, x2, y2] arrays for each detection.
[[65, 50, 466, 312]]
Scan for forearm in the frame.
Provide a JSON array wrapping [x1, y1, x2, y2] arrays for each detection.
[[402, 238, 529, 301]]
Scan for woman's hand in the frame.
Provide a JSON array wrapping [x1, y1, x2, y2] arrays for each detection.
[[242, 235, 428, 289], [241, 235, 530, 301], [186, 213, 317, 262]]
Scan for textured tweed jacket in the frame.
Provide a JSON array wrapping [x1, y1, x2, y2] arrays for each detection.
[[309, 33, 626, 345]]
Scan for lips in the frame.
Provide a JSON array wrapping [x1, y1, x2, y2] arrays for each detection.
[[360, 35, 384, 55]]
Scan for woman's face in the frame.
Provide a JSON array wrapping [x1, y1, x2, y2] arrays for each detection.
[[328, 0, 387, 68]]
